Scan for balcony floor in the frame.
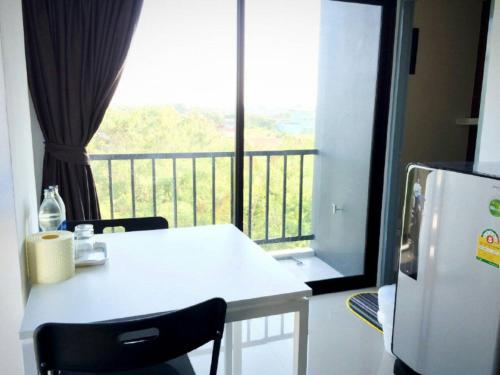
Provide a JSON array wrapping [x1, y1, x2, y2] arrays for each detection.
[[278, 254, 343, 283]]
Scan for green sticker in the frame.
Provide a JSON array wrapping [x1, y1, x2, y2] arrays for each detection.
[[489, 199, 500, 217]]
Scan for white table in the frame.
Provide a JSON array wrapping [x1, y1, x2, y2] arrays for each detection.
[[20, 224, 311, 374]]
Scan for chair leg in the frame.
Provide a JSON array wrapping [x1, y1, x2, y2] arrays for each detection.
[[210, 336, 223, 375]]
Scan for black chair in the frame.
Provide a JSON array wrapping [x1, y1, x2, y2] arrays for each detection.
[[66, 216, 169, 234], [34, 298, 227, 375]]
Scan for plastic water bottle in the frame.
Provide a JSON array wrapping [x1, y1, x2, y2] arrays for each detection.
[[50, 185, 66, 230], [38, 188, 62, 231]]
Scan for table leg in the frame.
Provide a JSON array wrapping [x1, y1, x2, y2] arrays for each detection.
[[224, 323, 233, 375], [233, 321, 243, 375], [293, 299, 309, 375], [21, 338, 37, 375]]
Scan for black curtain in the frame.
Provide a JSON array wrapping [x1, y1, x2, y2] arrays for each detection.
[[23, 0, 143, 220]]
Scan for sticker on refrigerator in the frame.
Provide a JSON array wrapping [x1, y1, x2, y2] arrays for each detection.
[[476, 229, 500, 268], [489, 199, 500, 217]]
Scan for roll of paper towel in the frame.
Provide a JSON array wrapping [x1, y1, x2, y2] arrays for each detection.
[[27, 231, 75, 284]]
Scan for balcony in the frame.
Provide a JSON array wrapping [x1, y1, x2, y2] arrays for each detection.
[[90, 149, 318, 248]]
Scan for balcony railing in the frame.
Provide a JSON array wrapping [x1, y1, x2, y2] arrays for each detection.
[[90, 149, 318, 245]]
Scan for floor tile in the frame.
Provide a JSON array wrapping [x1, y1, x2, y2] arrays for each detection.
[[190, 289, 395, 375]]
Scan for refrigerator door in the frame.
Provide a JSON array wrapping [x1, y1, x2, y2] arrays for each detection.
[[421, 170, 500, 375], [394, 166, 500, 375], [393, 165, 439, 373]]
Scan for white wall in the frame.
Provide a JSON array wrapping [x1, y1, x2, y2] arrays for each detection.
[[0, 38, 26, 375], [0, 0, 39, 373], [30, 97, 44, 203], [477, 0, 500, 161]]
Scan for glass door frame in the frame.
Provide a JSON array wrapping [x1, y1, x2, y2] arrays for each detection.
[[233, 0, 397, 295]]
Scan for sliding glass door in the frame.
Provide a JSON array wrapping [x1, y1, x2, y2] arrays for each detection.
[[239, 0, 396, 292], [242, 0, 319, 249], [91, 0, 237, 228], [308, 0, 396, 292], [91, 0, 396, 294]]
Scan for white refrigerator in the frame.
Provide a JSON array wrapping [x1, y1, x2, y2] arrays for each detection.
[[393, 163, 500, 375]]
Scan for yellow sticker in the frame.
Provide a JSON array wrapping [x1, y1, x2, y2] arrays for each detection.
[[476, 236, 500, 268]]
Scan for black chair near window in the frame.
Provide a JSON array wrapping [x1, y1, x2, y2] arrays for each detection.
[[34, 297, 227, 375], [66, 216, 169, 234]]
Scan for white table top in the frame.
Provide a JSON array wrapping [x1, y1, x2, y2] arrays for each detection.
[[20, 224, 311, 339]]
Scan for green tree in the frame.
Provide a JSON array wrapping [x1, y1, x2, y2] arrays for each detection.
[[89, 105, 315, 250]]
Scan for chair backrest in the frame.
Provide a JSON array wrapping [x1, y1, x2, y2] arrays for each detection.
[[66, 216, 169, 234], [35, 298, 227, 375]]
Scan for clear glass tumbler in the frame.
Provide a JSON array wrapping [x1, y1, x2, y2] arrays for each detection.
[[74, 224, 95, 259]]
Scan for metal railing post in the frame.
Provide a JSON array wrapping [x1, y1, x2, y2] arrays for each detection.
[[192, 158, 197, 226], [282, 155, 287, 239], [172, 158, 178, 227], [298, 154, 304, 237], [152, 158, 157, 216], [130, 159, 136, 218], [107, 159, 114, 219]]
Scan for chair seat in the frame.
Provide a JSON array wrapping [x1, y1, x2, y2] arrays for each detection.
[[62, 355, 196, 375]]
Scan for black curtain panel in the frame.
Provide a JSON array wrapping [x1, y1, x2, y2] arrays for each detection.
[[23, 0, 143, 220]]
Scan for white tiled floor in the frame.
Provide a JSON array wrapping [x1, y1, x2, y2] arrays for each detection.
[[190, 289, 395, 375], [307, 290, 395, 375]]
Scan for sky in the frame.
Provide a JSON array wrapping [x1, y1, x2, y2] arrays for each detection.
[[110, 0, 321, 111]]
